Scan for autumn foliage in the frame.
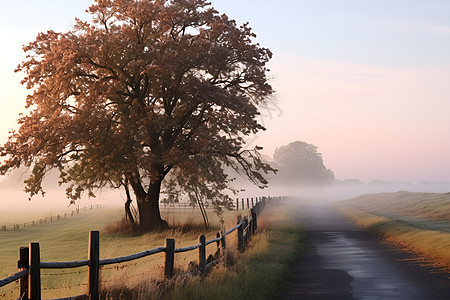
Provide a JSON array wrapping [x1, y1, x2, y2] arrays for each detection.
[[0, 0, 274, 229]]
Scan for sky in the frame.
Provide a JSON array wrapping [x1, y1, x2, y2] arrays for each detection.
[[1, 0, 450, 183]]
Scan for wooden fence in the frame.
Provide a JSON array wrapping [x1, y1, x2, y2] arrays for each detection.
[[235, 196, 274, 211], [0, 196, 280, 300], [160, 196, 276, 211]]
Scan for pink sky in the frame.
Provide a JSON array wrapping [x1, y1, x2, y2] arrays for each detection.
[[1, 0, 450, 183], [254, 55, 450, 182]]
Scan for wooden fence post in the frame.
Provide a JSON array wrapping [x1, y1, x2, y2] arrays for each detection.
[[165, 239, 175, 278], [198, 235, 206, 273], [241, 198, 244, 210], [251, 208, 257, 233], [220, 230, 227, 265], [18, 246, 29, 299], [251, 197, 254, 208], [29, 243, 41, 300], [221, 231, 227, 251], [215, 232, 221, 257], [88, 231, 100, 300], [236, 198, 239, 211], [248, 217, 253, 239], [237, 216, 244, 251], [246, 198, 249, 209], [244, 216, 250, 244]]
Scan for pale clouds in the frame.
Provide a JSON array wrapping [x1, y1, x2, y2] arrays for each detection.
[[425, 25, 450, 34]]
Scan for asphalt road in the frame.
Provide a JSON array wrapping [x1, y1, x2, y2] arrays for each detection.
[[284, 203, 450, 300]]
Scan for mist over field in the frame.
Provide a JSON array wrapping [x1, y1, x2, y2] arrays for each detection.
[[1, 162, 449, 221], [0, 169, 124, 222], [232, 178, 450, 203]]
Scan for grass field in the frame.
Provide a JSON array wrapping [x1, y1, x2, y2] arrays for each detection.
[[335, 191, 450, 272], [0, 201, 304, 299], [0, 207, 238, 299]]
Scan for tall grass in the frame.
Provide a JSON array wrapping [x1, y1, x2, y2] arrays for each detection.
[[336, 191, 450, 272], [102, 202, 305, 299]]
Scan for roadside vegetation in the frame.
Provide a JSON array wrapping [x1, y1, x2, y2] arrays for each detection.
[[335, 191, 450, 272], [0, 201, 304, 299], [103, 201, 304, 299]]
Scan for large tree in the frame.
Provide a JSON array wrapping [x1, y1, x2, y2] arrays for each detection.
[[0, 0, 274, 229]]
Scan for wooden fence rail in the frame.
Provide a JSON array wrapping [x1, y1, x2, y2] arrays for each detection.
[[0, 196, 282, 300]]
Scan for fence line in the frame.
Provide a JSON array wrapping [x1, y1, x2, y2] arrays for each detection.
[[235, 196, 265, 211], [0, 204, 105, 231], [0, 196, 282, 300], [161, 195, 276, 211]]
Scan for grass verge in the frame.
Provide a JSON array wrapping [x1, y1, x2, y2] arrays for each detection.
[[102, 202, 305, 300], [335, 191, 450, 272]]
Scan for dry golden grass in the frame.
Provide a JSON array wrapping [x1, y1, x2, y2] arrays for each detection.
[[340, 191, 450, 221], [336, 191, 450, 272], [96, 208, 246, 296], [101, 201, 305, 300]]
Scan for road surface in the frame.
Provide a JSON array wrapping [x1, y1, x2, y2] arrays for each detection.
[[284, 202, 450, 299]]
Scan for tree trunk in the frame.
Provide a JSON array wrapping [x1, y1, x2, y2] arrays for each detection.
[[125, 199, 135, 223], [136, 179, 168, 230], [123, 183, 135, 223]]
